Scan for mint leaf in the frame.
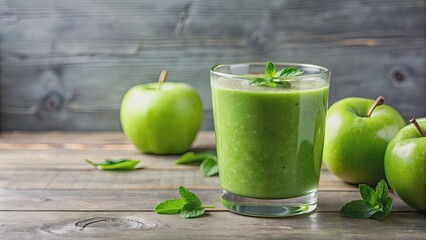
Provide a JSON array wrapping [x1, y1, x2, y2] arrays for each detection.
[[176, 151, 218, 178], [180, 203, 205, 219], [359, 184, 380, 208], [265, 61, 276, 78], [340, 179, 393, 220], [85, 159, 140, 170], [272, 80, 292, 88], [249, 78, 268, 86], [372, 196, 393, 220], [154, 198, 186, 214], [200, 158, 219, 177], [375, 179, 389, 199], [278, 67, 304, 77], [175, 151, 217, 165], [179, 186, 202, 207], [340, 200, 380, 219], [176, 152, 204, 164], [154, 186, 214, 219], [370, 180, 392, 220], [246, 62, 304, 88]]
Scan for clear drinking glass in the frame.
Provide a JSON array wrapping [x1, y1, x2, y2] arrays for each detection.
[[211, 62, 331, 217]]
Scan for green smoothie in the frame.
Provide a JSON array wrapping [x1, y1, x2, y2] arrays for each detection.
[[212, 77, 329, 199]]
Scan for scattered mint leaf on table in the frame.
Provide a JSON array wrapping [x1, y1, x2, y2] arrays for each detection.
[[340, 179, 393, 220], [179, 186, 203, 207], [181, 203, 205, 219], [359, 184, 380, 208], [176, 151, 219, 177], [375, 179, 389, 199], [154, 198, 186, 214], [245, 61, 304, 88], [175, 151, 216, 164], [154, 186, 214, 219], [85, 159, 140, 170], [340, 200, 380, 218], [371, 196, 393, 220], [200, 158, 219, 177]]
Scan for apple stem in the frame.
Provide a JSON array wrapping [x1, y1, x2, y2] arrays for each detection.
[[366, 96, 385, 117], [410, 117, 425, 137], [158, 69, 168, 90]]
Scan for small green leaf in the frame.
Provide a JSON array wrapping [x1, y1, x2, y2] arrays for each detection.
[[340, 200, 380, 219], [154, 198, 187, 214], [250, 81, 267, 86], [154, 186, 213, 219], [278, 67, 304, 77], [176, 151, 218, 178], [372, 196, 393, 220], [249, 78, 268, 85], [359, 184, 380, 208], [175, 151, 217, 165], [200, 158, 219, 177], [175, 152, 204, 164], [273, 81, 292, 88], [179, 186, 202, 207], [265, 61, 276, 78], [245, 62, 304, 88], [85, 159, 140, 170], [375, 179, 389, 199], [180, 203, 205, 219]]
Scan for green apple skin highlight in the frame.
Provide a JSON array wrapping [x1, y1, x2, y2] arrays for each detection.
[[385, 118, 426, 210], [323, 97, 405, 185], [212, 78, 329, 199], [120, 82, 203, 155]]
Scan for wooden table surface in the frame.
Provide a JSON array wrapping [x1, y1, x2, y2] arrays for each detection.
[[0, 131, 425, 239]]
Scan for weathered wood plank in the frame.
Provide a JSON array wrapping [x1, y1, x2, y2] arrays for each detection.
[[1, 0, 424, 130], [0, 131, 213, 170], [0, 130, 213, 146], [0, 189, 415, 212], [0, 211, 424, 240], [0, 169, 354, 191], [0, 131, 326, 171]]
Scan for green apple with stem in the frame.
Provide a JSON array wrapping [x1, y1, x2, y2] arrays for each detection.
[[120, 70, 203, 155], [385, 117, 426, 210], [323, 96, 405, 185]]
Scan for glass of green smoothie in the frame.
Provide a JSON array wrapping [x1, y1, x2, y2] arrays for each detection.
[[211, 62, 330, 217]]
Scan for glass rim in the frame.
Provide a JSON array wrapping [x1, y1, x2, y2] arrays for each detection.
[[211, 62, 331, 80]]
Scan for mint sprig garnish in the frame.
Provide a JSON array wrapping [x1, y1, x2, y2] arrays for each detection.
[[154, 186, 214, 219], [176, 151, 219, 177], [340, 179, 393, 220], [246, 61, 304, 88], [85, 159, 140, 170]]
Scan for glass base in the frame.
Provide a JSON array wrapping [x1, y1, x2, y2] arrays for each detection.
[[221, 190, 318, 217]]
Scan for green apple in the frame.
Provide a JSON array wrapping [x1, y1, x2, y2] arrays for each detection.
[[385, 117, 426, 210], [120, 70, 203, 154], [323, 96, 405, 185]]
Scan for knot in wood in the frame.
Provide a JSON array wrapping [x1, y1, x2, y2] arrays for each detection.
[[388, 66, 410, 86], [248, 31, 267, 49], [74, 217, 157, 231], [41, 92, 65, 112]]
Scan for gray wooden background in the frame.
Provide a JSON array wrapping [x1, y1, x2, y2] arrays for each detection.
[[1, 0, 425, 131]]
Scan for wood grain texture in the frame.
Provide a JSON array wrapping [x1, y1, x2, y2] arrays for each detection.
[[0, 131, 214, 170], [0, 189, 415, 212], [0, 212, 425, 240], [0, 131, 425, 239], [0, 169, 353, 191], [1, 0, 425, 130]]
